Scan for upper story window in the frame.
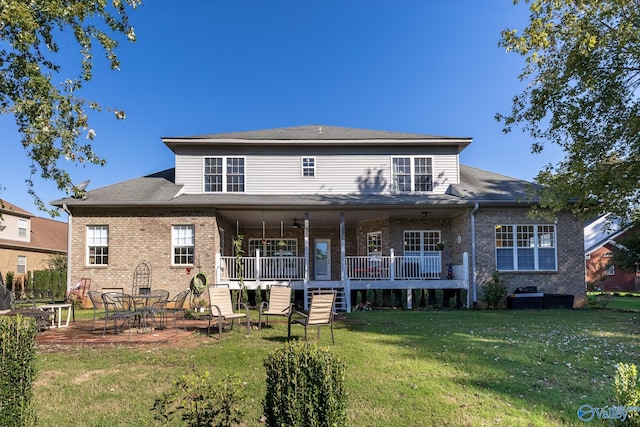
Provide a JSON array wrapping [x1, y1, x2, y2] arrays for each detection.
[[392, 157, 433, 192], [495, 224, 557, 271], [302, 157, 315, 177], [18, 218, 27, 237], [172, 225, 195, 265], [87, 225, 109, 265], [204, 157, 245, 192]]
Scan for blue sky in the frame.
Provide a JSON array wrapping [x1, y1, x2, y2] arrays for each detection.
[[1, 1, 563, 218]]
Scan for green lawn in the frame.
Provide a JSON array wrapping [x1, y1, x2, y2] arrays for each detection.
[[33, 308, 640, 426]]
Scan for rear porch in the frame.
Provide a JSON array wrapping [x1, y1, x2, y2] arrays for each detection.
[[215, 251, 470, 312]]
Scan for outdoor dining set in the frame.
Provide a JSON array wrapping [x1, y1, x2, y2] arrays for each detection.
[[85, 285, 338, 344], [1, 271, 338, 344]]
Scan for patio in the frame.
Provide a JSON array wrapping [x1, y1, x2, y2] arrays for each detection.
[[33, 317, 251, 345]]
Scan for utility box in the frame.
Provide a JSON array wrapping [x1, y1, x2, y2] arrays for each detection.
[[543, 294, 574, 309]]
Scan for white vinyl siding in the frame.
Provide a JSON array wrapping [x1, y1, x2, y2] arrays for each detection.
[[175, 151, 459, 195]]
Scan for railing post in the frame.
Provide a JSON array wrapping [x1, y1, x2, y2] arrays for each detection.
[[390, 248, 396, 281], [256, 249, 261, 281]]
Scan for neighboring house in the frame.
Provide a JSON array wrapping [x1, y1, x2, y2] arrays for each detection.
[[52, 125, 586, 310], [0, 201, 68, 277], [584, 214, 638, 292]]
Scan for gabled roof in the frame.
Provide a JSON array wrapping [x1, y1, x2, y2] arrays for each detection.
[[0, 200, 32, 218], [0, 202, 67, 253], [584, 214, 626, 254], [162, 125, 472, 153], [51, 165, 537, 209]]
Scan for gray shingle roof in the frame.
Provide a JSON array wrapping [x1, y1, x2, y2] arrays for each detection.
[[51, 165, 538, 208], [164, 125, 470, 141]]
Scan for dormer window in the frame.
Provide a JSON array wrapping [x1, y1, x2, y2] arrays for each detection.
[[204, 157, 245, 192], [392, 157, 433, 192]]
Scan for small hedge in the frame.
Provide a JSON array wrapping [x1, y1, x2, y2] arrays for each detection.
[[0, 315, 39, 426], [263, 340, 347, 427]]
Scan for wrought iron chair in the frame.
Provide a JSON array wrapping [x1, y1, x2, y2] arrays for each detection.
[[157, 289, 190, 330], [87, 291, 105, 333], [101, 292, 136, 338]]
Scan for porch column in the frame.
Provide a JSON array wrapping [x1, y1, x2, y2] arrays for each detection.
[[303, 212, 309, 310], [341, 212, 350, 313], [215, 253, 222, 284]]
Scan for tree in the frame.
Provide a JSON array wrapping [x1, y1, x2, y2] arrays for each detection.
[[612, 225, 640, 273], [497, 0, 640, 225], [0, 0, 140, 215]]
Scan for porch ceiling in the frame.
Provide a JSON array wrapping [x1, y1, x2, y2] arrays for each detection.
[[216, 206, 464, 228]]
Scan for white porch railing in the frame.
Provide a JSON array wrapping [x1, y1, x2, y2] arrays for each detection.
[[219, 253, 443, 281], [346, 254, 442, 280], [220, 256, 305, 280]]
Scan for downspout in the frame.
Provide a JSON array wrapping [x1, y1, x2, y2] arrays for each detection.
[[470, 202, 479, 309], [62, 204, 72, 293]]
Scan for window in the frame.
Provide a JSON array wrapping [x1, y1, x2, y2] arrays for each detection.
[[249, 238, 298, 257], [495, 224, 557, 271], [404, 230, 441, 254], [17, 256, 26, 274], [204, 157, 245, 192], [302, 157, 315, 177], [606, 264, 615, 276], [367, 232, 382, 254], [392, 157, 433, 192], [172, 225, 195, 265], [18, 219, 27, 238], [87, 225, 109, 265]]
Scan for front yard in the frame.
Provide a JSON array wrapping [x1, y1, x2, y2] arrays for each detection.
[[33, 308, 639, 426]]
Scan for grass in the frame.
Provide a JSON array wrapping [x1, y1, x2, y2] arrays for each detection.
[[32, 308, 640, 426], [588, 292, 640, 311]]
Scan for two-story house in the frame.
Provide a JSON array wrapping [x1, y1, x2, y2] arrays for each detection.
[[52, 125, 586, 310], [0, 201, 68, 278]]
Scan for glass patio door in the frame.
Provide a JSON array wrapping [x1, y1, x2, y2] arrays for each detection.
[[314, 239, 331, 280]]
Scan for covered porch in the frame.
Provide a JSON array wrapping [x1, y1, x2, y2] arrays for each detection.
[[213, 209, 472, 312]]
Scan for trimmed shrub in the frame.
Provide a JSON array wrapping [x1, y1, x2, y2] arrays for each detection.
[[0, 315, 39, 426], [263, 340, 347, 427], [614, 363, 640, 426], [480, 270, 507, 309]]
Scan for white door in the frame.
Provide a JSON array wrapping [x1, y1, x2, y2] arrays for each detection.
[[314, 239, 331, 280]]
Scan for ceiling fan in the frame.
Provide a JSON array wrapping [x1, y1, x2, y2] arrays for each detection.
[[292, 219, 302, 229]]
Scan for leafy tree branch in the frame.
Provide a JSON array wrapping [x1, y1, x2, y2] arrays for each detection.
[[0, 0, 140, 215], [498, 0, 640, 225]]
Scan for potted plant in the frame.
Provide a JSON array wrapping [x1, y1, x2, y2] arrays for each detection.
[[435, 241, 446, 251], [194, 298, 208, 312], [368, 242, 378, 252]]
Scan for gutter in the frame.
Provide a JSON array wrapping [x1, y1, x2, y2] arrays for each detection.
[[470, 202, 479, 309], [62, 204, 72, 293]]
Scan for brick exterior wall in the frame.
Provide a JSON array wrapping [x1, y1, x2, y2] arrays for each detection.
[[70, 208, 221, 298], [473, 208, 586, 307], [69, 206, 586, 307], [0, 248, 59, 279]]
